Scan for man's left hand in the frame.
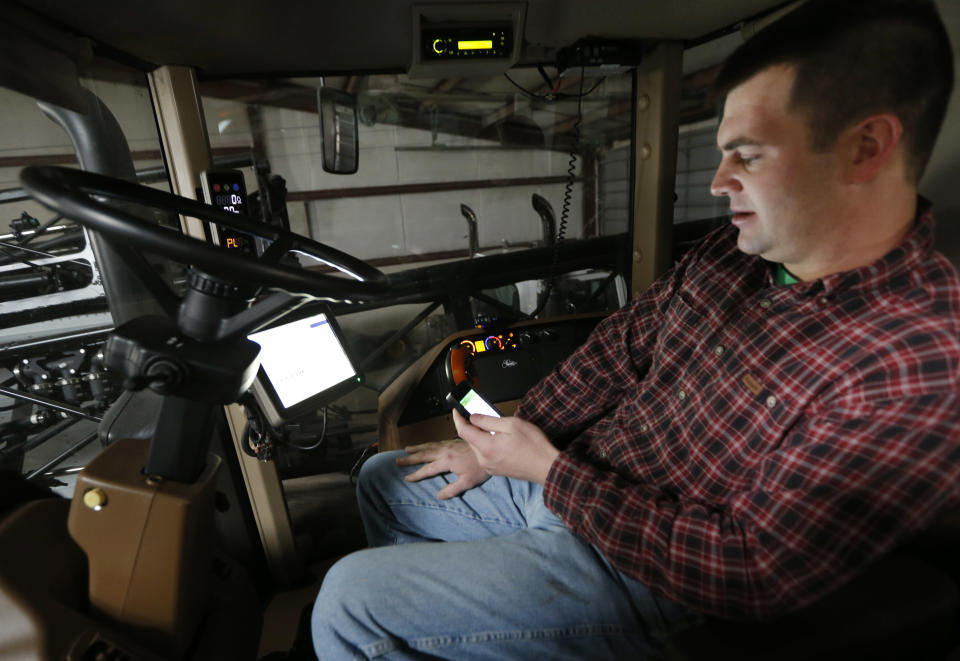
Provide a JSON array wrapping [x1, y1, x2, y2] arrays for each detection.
[[452, 409, 559, 485]]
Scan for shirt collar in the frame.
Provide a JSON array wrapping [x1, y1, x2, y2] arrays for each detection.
[[761, 197, 935, 297]]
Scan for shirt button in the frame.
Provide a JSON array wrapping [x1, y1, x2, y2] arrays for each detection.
[[819, 297, 829, 305], [678, 390, 686, 400], [714, 345, 724, 356], [759, 299, 772, 309], [598, 449, 608, 458], [766, 395, 777, 408], [640, 423, 649, 433]]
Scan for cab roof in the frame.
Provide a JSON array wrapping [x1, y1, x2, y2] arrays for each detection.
[[12, 0, 787, 76]]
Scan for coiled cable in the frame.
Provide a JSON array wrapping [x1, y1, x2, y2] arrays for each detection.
[[531, 65, 586, 318]]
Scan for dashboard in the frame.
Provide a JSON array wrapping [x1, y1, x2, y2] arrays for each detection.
[[378, 314, 604, 450]]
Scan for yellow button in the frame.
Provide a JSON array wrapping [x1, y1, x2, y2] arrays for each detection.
[[82, 488, 107, 511]]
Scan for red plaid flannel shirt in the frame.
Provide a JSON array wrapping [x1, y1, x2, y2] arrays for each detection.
[[517, 203, 960, 619]]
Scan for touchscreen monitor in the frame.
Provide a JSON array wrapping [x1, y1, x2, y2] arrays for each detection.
[[247, 309, 360, 426]]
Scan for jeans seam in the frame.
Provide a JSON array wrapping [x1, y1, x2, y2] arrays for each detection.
[[405, 624, 645, 651], [385, 499, 526, 530], [357, 636, 401, 658]]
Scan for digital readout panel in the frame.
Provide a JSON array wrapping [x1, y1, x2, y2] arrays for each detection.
[[422, 26, 511, 59], [200, 170, 255, 254]]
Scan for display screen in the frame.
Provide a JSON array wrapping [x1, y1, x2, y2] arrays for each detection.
[[203, 171, 247, 216], [423, 26, 511, 59], [459, 388, 502, 418], [201, 170, 254, 254], [459, 40, 493, 51], [213, 191, 245, 214], [248, 312, 358, 409]]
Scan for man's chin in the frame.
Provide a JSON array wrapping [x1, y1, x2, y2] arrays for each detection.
[[735, 230, 764, 256], [737, 228, 757, 255]]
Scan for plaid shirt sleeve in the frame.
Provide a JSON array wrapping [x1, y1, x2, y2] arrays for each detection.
[[543, 388, 960, 619]]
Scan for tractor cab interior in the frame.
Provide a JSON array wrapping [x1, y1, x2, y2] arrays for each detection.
[[0, 1, 958, 659]]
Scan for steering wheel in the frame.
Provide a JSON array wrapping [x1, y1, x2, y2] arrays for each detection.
[[18, 165, 390, 302]]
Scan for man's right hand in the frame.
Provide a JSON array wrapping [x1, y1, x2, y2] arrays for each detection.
[[398, 439, 490, 500]]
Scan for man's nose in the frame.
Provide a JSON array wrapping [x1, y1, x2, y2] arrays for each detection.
[[710, 160, 741, 197]]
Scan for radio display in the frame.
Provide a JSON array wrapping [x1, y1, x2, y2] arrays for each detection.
[[459, 40, 493, 51], [424, 26, 511, 60]]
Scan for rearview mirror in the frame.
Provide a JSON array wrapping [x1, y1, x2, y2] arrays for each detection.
[[317, 88, 359, 174]]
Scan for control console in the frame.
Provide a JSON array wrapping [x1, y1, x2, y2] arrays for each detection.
[[397, 315, 602, 426]]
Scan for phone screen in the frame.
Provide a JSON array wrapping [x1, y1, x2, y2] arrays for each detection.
[[458, 388, 502, 418]]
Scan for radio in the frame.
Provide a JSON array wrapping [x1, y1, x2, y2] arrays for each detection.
[[422, 26, 511, 59]]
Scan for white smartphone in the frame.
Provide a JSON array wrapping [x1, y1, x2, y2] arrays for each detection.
[[446, 382, 502, 420]]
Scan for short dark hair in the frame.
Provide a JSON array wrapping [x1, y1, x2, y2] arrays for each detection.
[[714, 0, 954, 182]]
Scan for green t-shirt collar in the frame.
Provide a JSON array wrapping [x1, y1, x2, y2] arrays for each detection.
[[774, 264, 799, 286]]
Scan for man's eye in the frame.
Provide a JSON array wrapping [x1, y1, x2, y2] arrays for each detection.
[[737, 154, 759, 166]]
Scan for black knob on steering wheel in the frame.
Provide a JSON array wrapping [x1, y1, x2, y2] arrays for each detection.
[[19, 165, 390, 302]]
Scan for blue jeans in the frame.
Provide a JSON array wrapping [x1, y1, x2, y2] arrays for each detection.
[[311, 451, 700, 659]]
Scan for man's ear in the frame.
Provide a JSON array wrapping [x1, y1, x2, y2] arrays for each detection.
[[842, 113, 904, 184]]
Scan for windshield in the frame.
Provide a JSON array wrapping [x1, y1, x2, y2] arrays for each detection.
[[201, 70, 632, 259], [197, 68, 635, 477]]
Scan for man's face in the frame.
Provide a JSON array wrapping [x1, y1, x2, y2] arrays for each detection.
[[711, 65, 842, 269]]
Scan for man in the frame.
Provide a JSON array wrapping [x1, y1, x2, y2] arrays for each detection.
[[313, 0, 960, 657]]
